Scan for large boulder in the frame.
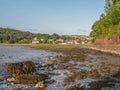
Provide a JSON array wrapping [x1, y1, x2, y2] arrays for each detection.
[[7, 77, 15, 82], [6, 61, 35, 76]]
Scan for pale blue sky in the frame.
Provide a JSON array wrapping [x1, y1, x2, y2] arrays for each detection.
[[0, 0, 105, 35]]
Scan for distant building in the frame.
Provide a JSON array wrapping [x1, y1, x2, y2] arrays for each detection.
[[48, 39, 53, 42], [80, 36, 92, 45], [40, 39, 44, 42], [59, 42, 67, 45], [66, 41, 73, 44], [66, 40, 79, 44], [56, 39, 64, 42], [32, 37, 39, 44]]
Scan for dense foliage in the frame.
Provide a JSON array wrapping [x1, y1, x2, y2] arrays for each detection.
[[0, 27, 74, 44], [91, 0, 120, 41], [0, 28, 32, 43]]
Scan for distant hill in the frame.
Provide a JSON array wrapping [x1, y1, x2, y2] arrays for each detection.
[[0, 28, 33, 43], [0, 27, 92, 44], [0, 28, 66, 44], [0, 28, 30, 34]]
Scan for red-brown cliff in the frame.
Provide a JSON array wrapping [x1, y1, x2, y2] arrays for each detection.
[[95, 36, 120, 45]]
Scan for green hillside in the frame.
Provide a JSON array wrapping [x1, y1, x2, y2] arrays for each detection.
[[0, 28, 32, 43], [0, 28, 71, 44], [91, 0, 120, 42]]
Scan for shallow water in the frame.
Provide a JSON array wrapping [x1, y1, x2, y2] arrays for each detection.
[[0, 46, 61, 89], [0, 80, 7, 89], [0, 46, 58, 63]]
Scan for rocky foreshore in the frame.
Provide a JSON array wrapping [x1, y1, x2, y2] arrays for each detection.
[[0, 45, 120, 90]]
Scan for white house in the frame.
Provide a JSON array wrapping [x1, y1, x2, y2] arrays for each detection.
[[32, 37, 39, 44]]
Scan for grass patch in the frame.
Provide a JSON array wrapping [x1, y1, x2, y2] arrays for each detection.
[[29, 44, 79, 53]]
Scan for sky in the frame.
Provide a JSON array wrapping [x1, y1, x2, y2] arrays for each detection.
[[0, 0, 105, 35]]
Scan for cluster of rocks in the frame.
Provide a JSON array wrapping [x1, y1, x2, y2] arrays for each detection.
[[2, 61, 53, 89], [1, 46, 120, 90]]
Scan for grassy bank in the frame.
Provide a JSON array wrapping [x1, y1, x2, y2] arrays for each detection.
[[0, 44, 80, 53], [29, 44, 80, 53]]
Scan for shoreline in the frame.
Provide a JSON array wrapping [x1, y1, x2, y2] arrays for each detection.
[[81, 45, 120, 56], [0, 45, 120, 90]]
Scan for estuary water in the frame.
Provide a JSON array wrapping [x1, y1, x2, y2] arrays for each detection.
[[0, 46, 58, 63], [0, 46, 60, 89]]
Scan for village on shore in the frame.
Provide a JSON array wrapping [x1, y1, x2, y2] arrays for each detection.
[[31, 35, 92, 45]]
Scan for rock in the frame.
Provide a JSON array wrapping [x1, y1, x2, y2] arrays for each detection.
[[35, 82, 44, 89], [56, 59, 62, 63], [10, 82, 14, 85], [41, 63, 47, 67], [48, 67, 54, 71], [12, 73, 16, 77], [88, 69, 92, 72], [7, 77, 15, 82], [80, 83, 84, 88], [6, 61, 34, 75], [35, 64, 42, 68], [47, 60, 54, 65], [44, 79, 55, 84], [15, 74, 48, 84]]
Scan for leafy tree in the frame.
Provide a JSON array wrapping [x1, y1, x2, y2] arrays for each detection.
[[0, 36, 3, 43], [104, 0, 112, 13], [91, 0, 120, 41], [51, 33, 59, 40]]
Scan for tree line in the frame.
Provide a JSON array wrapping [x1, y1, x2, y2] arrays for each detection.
[[91, 0, 120, 42], [0, 28, 72, 44]]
